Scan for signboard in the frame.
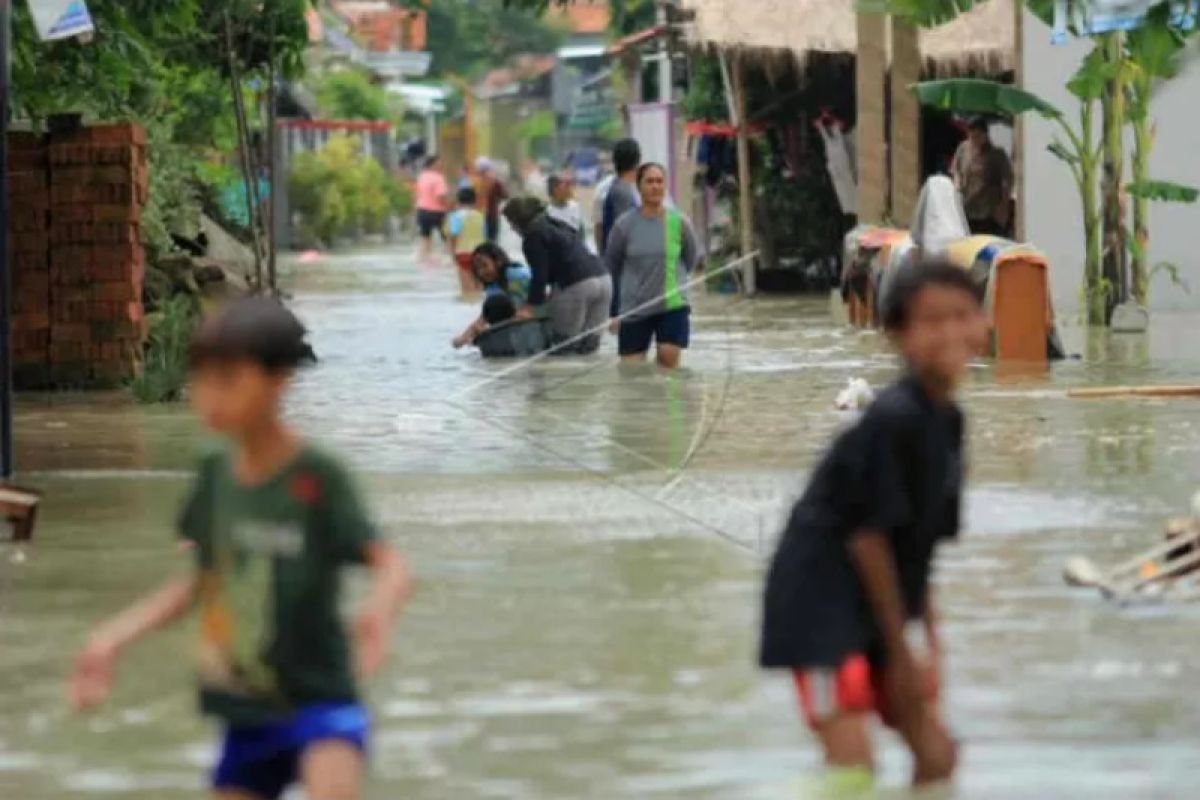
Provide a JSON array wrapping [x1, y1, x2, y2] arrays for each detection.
[[28, 0, 94, 41]]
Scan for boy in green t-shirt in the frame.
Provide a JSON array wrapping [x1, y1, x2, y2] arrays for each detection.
[[69, 296, 412, 800]]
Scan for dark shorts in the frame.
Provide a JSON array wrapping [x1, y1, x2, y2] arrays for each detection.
[[618, 307, 690, 356], [416, 209, 446, 238], [212, 703, 369, 799]]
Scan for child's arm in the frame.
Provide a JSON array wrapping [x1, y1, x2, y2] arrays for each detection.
[[453, 315, 487, 348], [847, 531, 921, 716], [353, 541, 412, 678], [69, 574, 199, 711]]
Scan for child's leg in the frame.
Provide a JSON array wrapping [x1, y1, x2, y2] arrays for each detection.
[[300, 740, 364, 800], [794, 662, 876, 795], [898, 705, 958, 786], [814, 713, 874, 770]]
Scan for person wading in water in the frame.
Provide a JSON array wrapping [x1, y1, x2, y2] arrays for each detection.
[[604, 163, 703, 370]]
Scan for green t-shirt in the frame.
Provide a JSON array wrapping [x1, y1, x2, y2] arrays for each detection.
[[179, 446, 379, 725]]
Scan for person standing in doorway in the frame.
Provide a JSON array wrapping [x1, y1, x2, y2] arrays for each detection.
[[546, 172, 585, 239], [599, 138, 641, 255], [950, 117, 1013, 237], [475, 157, 509, 243], [604, 163, 703, 370], [415, 155, 449, 264]]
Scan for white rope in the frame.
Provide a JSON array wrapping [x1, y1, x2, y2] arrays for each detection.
[[451, 251, 760, 400]]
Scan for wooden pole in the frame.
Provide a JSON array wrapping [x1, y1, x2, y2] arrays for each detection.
[[0, 0, 11, 477], [731, 54, 756, 295], [266, 14, 278, 294], [855, 10, 888, 224], [1069, 385, 1200, 399], [889, 19, 922, 227], [224, 11, 264, 291]]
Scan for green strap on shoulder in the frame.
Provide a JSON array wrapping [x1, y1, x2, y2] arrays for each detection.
[[664, 209, 685, 311]]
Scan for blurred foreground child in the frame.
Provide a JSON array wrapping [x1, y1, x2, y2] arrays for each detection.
[[70, 296, 412, 800], [760, 261, 985, 794]]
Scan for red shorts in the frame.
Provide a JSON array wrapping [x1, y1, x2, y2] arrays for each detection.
[[454, 253, 474, 273], [793, 654, 939, 730]]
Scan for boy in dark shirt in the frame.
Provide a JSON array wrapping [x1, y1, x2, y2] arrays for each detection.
[[760, 261, 985, 793], [69, 297, 412, 800]]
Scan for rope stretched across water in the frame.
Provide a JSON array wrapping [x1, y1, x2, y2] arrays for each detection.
[[452, 251, 760, 401]]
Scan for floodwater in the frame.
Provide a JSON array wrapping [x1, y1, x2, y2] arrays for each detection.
[[4, 241, 1200, 800]]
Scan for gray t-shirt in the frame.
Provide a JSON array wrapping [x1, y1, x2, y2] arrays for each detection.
[[605, 209, 703, 320]]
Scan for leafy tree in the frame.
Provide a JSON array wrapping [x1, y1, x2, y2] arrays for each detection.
[[316, 69, 404, 121], [421, 0, 565, 78]]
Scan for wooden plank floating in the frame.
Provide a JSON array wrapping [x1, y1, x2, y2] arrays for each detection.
[[1068, 385, 1200, 399]]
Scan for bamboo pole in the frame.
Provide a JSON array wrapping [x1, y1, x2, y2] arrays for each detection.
[[731, 54, 756, 295], [1069, 385, 1200, 399], [266, 13, 278, 294], [224, 11, 264, 291]]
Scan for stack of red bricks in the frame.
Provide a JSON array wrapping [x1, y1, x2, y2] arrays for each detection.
[[8, 133, 51, 389], [6, 124, 148, 389]]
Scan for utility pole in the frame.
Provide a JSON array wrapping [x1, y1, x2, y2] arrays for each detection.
[[0, 0, 13, 478]]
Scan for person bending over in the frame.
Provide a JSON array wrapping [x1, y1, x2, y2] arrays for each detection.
[[760, 261, 987, 794]]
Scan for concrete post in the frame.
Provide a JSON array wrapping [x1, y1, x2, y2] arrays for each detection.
[[855, 11, 889, 224], [889, 18, 922, 227]]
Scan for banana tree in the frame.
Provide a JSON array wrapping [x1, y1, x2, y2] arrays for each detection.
[[914, 58, 1108, 323], [1099, 32, 1128, 315], [1123, 8, 1197, 304]]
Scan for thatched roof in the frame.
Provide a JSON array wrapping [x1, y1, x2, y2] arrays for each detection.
[[680, 0, 1014, 75]]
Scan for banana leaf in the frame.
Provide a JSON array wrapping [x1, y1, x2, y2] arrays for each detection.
[[1126, 180, 1200, 203], [1066, 46, 1115, 102], [911, 79, 1063, 119]]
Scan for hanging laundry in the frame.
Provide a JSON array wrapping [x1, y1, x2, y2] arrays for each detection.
[[1053, 0, 1198, 43], [817, 124, 858, 215]]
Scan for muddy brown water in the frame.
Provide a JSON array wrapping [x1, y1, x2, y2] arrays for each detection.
[[3, 244, 1200, 799]]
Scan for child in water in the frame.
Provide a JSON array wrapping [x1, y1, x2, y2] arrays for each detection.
[[760, 261, 985, 794], [447, 186, 487, 295], [69, 297, 412, 800], [452, 243, 533, 349]]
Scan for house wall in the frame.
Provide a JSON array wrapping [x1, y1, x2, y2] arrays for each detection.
[[1022, 11, 1200, 311]]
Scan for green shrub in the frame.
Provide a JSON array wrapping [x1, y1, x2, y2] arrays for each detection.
[[130, 295, 199, 404], [288, 134, 411, 245]]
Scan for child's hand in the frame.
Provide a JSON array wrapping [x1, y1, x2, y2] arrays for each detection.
[[353, 603, 392, 679], [69, 634, 118, 712]]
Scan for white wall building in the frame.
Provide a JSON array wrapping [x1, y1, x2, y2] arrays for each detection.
[[1021, 11, 1200, 312]]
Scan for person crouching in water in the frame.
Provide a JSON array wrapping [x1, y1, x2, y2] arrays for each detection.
[[760, 261, 986, 794], [452, 243, 533, 349], [69, 297, 412, 800]]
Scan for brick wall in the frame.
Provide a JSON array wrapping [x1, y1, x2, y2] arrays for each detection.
[[7, 124, 148, 390]]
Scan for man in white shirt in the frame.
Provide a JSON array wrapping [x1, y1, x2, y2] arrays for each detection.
[[546, 172, 585, 240]]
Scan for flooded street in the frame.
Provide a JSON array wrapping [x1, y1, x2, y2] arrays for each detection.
[[6, 242, 1200, 799]]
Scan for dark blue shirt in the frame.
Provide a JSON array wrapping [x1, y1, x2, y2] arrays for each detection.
[[759, 374, 964, 669]]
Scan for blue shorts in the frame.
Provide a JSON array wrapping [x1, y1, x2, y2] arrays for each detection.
[[213, 703, 369, 799], [618, 307, 691, 356]]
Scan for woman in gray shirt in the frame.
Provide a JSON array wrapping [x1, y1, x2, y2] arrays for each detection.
[[605, 163, 703, 369]]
